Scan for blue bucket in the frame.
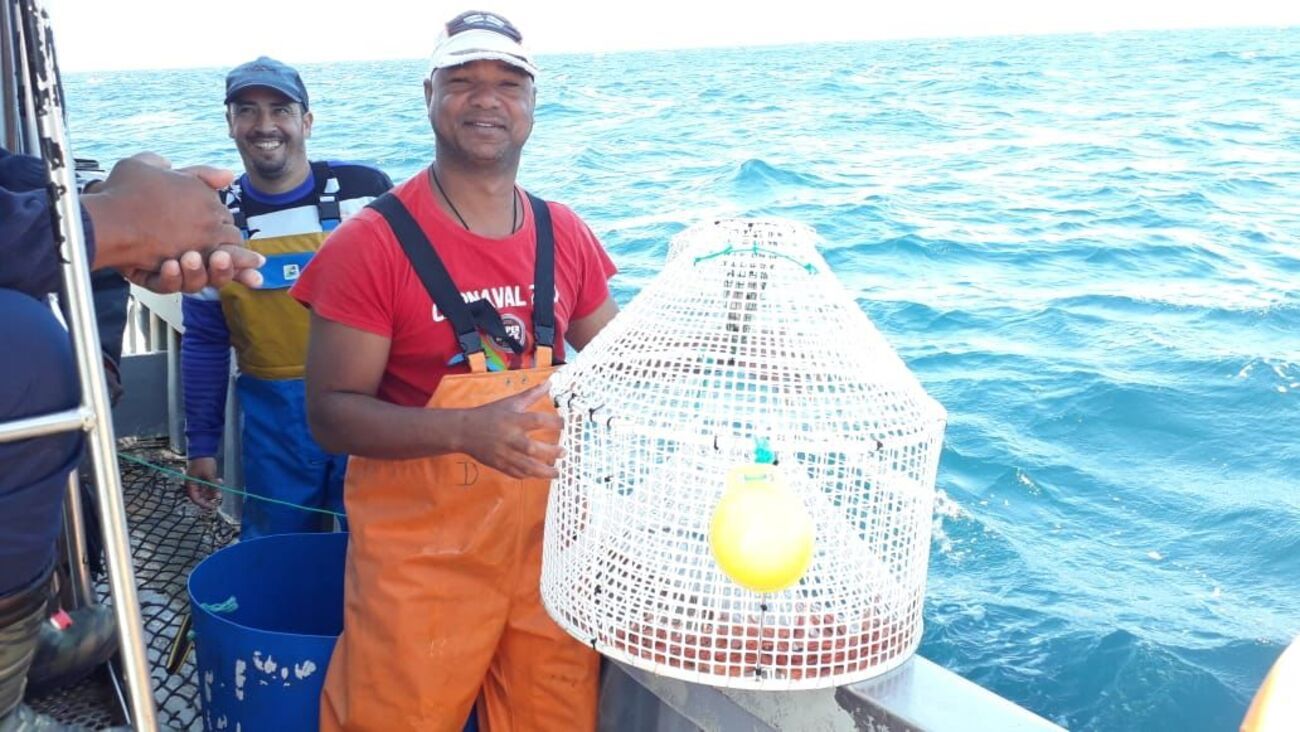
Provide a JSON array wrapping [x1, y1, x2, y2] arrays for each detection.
[[188, 532, 346, 732]]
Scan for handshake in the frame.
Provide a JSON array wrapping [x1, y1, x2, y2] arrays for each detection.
[[80, 152, 266, 294]]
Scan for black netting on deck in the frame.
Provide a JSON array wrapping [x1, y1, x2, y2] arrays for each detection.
[[28, 440, 238, 730]]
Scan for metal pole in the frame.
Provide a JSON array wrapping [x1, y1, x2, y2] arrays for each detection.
[[0, 406, 93, 442], [10, 0, 35, 153], [0, 0, 21, 150], [221, 372, 244, 523], [124, 295, 140, 354], [61, 471, 95, 607], [166, 326, 184, 454], [15, 1, 158, 728], [148, 310, 162, 352]]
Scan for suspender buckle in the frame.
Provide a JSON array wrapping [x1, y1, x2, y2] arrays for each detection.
[[457, 331, 483, 356], [317, 197, 341, 227]]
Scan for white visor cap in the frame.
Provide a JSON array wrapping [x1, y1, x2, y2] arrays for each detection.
[[429, 26, 540, 79]]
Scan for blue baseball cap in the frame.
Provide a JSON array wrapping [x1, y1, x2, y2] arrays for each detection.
[[225, 56, 309, 109]]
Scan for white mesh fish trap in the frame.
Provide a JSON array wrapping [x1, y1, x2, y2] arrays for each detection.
[[541, 219, 947, 690]]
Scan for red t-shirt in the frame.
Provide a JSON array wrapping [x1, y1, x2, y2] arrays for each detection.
[[290, 169, 616, 407]]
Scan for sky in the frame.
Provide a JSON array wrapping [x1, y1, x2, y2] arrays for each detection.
[[47, 0, 1300, 73]]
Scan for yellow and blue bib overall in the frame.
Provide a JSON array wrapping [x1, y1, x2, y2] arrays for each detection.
[[218, 165, 347, 538]]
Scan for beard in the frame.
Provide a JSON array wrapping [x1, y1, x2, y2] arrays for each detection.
[[249, 157, 291, 180], [241, 136, 301, 180]]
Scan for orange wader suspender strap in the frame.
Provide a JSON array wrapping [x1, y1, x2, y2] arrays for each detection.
[[365, 189, 557, 370]]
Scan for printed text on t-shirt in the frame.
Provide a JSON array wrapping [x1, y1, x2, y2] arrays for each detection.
[[430, 284, 560, 322]]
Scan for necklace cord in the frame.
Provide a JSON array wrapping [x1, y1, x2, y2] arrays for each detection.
[[430, 165, 519, 233]]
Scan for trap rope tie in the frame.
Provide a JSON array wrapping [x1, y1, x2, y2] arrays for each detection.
[[199, 596, 239, 614], [692, 241, 817, 273], [118, 453, 346, 519]]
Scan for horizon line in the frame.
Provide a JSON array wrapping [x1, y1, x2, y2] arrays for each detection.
[[60, 21, 1296, 75]]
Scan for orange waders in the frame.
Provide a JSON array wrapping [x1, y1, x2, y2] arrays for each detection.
[[319, 191, 599, 731]]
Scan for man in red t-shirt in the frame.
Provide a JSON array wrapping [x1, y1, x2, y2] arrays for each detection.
[[289, 9, 617, 732]]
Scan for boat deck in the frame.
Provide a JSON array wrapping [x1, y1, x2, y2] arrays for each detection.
[[18, 329, 1064, 732], [21, 438, 1064, 732], [28, 440, 236, 731]]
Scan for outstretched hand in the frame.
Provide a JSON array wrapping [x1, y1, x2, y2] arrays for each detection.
[[459, 381, 565, 479], [123, 245, 263, 293], [81, 153, 264, 293]]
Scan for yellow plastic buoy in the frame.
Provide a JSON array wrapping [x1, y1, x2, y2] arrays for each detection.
[[710, 462, 815, 593]]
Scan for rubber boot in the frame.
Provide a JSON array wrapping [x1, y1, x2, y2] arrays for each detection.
[[0, 570, 87, 731], [25, 603, 117, 697]]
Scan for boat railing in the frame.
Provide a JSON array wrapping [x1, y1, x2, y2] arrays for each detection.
[[123, 286, 245, 523]]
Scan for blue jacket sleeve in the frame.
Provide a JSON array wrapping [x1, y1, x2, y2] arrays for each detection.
[[181, 294, 232, 458], [0, 165, 98, 299]]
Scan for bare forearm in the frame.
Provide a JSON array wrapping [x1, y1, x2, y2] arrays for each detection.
[[310, 392, 466, 459]]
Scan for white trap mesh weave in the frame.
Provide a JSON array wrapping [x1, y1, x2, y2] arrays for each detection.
[[542, 219, 947, 690]]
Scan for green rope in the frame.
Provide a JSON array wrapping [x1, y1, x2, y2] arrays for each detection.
[[691, 242, 817, 273], [118, 453, 346, 519], [199, 596, 238, 614]]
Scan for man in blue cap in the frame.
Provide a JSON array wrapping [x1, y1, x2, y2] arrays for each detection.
[[180, 57, 393, 537]]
